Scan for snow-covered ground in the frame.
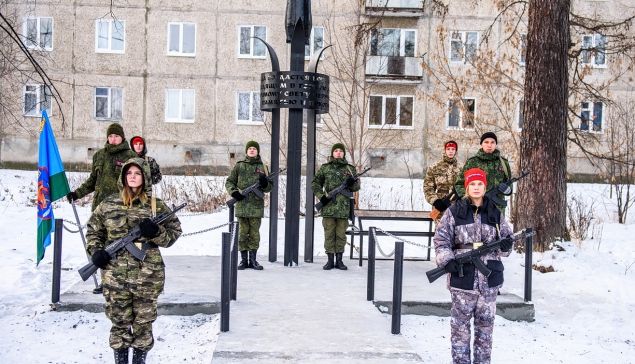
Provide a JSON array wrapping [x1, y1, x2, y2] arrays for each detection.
[[0, 169, 633, 363]]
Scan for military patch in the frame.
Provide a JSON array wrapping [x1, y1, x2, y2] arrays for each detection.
[[116, 160, 123, 166], [255, 168, 266, 175]]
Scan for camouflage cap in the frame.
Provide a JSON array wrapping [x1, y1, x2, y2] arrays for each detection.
[[106, 123, 125, 139]]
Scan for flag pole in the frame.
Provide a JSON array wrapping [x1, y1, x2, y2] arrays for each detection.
[[70, 200, 100, 290]]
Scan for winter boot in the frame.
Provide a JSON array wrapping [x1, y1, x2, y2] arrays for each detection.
[[113, 348, 128, 364], [335, 253, 348, 270], [323, 253, 334, 270], [249, 250, 263, 270], [131, 348, 147, 364], [237, 250, 248, 270]]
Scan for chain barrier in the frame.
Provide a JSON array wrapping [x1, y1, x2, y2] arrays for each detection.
[[63, 219, 85, 231], [180, 221, 237, 237], [355, 227, 434, 258]]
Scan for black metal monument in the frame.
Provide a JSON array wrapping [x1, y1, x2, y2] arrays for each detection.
[[256, 0, 329, 266]]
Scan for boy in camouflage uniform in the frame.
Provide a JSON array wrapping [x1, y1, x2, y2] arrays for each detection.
[[67, 123, 137, 212], [311, 143, 360, 270], [225, 141, 273, 270], [434, 168, 514, 364], [130, 136, 162, 185], [86, 158, 182, 364], [424, 140, 461, 223], [454, 132, 512, 213]]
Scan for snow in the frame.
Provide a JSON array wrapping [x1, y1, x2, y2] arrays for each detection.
[[0, 169, 634, 363]]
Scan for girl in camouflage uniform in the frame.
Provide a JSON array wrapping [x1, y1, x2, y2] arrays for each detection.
[[434, 168, 514, 364], [225, 141, 273, 270], [86, 158, 182, 364], [311, 143, 360, 270], [424, 140, 461, 222], [130, 136, 162, 185]]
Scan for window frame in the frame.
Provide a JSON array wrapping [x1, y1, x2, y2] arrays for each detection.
[[23, 16, 54, 51], [236, 91, 264, 124], [369, 28, 417, 57], [167, 22, 197, 57], [446, 97, 477, 130], [94, 87, 124, 121], [449, 31, 478, 64], [95, 19, 126, 54], [305, 27, 325, 60], [519, 33, 527, 66], [580, 101, 604, 133], [517, 99, 524, 131], [581, 33, 607, 68], [237, 25, 267, 59], [367, 94, 415, 129], [165, 89, 196, 123], [22, 84, 52, 117]]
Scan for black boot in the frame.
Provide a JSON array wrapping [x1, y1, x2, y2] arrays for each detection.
[[323, 253, 334, 270], [237, 251, 248, 270], [113, 348, 128, 364], [335, 253, 348, 270], [249, 250, 263, 270], [131, 348, 147, 364]]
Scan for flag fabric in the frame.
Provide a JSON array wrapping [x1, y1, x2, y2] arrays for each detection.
[[37, 110, 70, 265]]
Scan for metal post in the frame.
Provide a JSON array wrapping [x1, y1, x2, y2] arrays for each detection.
[[51, 219, 63, 305], [228, 205, 234, 225], [391, 241, 404, 335], [230, 222, 239, 301], [358, 223, 364, 268], [220, 232, 231, 332], [269, 108, 280, 262], [304, 107, 316, 263], [524, 227, 533, 302], [367, 227, 376, 301]]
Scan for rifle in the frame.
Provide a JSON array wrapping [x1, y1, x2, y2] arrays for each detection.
[[429, 187, 458, 220], [226, 168, 287, 207], [426, 229, 536, 283], [485, 171, 530, 207], [78, 203, 187, 281], [315, 167, 371, 211]]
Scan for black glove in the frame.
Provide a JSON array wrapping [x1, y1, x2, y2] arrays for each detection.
[[258, 175, 269, 188], [66, 191, 78, 203], [91, 249, 111, 269], [231, 191, 245, 201], [444, 260, 460, 274], [498, 183, 512, 196], [499, 235, 514, 252], [319, 196, 331, 207], [432, 199, 448, 212], [345, 177, 356, 188], [139, 218, 160, 238]]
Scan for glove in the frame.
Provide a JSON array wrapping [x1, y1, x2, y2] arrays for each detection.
[[231, 191, 245, 201], [432, 199, 448, 212], [139, 218, 160, 238], [345, 177, 356, 188], [91, 249, 111, 269], [444, 260, 460, 274], [499, 235, 514, 252], [498, 183, 512, 196], [66, 191, 78, 203], [258, 175, 269, 188], [319, 196, 331, 207]]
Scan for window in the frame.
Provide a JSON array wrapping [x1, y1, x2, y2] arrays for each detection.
[[236, 91, 263, 123], [238, 26, 266, 58], [95, 19, 125, 53], [519, 33, 527, 66], [370, 28, 416, 57], [94, 87, 123, 120], [518, 99, 524, 130], [450, 31, 478, 63], [165, 89, 195, 123], [305, 27, 324, 60], [368, 95, 413, 128], [23, 17, 53, 50], [167, 22, 196, 56], [23, 84, 52, 116], [447, 98, 476, 129], [581, 34, 606, 67], [580, 101, 603, 132]]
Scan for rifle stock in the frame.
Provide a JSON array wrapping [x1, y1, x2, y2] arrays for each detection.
[[226, 168, 287, 207], [315, 167, 371, 211], [428, 188, 458, 219]]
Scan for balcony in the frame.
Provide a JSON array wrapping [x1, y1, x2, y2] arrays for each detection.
[[365, 0, 424, 17], [366, 56, 423, 82]]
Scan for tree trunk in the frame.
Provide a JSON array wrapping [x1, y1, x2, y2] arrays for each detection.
[[516, 0, 570, 251]]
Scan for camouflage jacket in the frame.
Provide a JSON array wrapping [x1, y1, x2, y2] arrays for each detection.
[[311, 157, 360, 219], [424, 155, 461, 205], [75, 141, 137, 211], [131, 136, 163, 185], [225, 156, 273, 218], [433, 196, 512, 291], [454, 149, 512, 201], [85, 158, 182, 293]]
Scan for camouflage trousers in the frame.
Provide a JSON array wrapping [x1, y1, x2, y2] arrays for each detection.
[[322, 217, 348, 254], [237, 217, 261, 251], [449, 286, 498, 364]]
